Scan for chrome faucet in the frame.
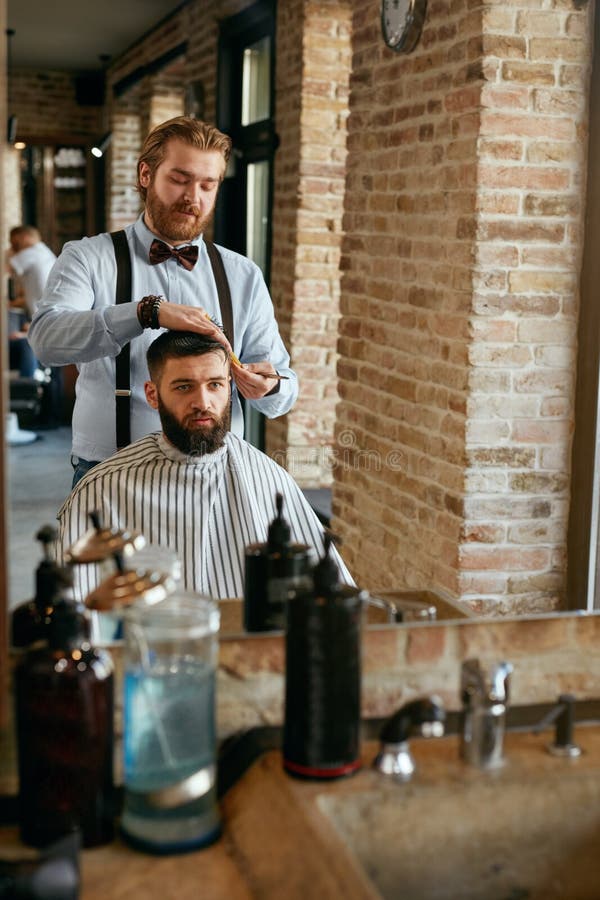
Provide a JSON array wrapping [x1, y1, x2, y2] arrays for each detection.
[[365, 593, 437, 623], [373, 696, 445, 781], [460, 658, 513, 769]]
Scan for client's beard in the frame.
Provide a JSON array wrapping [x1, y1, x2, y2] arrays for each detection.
[[158, 399, 231, 456]]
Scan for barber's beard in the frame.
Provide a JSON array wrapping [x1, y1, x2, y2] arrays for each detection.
[[158, 397, 231, 456], [145, 183, 214, 243]]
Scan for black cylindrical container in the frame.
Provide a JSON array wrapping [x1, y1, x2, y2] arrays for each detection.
[[283, 536, 363, 779], [15, 589, 115, 848], [244, 493, 310, 632]]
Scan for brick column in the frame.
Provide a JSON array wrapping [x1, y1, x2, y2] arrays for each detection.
[[267, 0, 352, 486]]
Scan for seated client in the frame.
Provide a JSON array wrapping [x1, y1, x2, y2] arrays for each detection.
[[58, 330, 351, 599]]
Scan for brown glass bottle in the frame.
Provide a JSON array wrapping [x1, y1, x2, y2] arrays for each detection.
[[15, 591, 115, 848]]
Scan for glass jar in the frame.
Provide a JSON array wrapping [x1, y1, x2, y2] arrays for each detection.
[[120, 592, 221, 854]]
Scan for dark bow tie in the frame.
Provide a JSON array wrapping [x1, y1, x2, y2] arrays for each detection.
[[149, 239, 199, 271]]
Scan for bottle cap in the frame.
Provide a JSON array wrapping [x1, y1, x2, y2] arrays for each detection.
[[267, 493, 291, 549], [313, 532, 340, 595], [35, 524, 72, 607], [85, 552, 176, 612]]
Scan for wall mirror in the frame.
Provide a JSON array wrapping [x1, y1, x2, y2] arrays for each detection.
[[3, 0, 600, 663]]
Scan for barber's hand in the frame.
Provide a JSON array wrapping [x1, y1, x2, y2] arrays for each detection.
[[153, 301, 232, 353], [232, 362, 282, 400]]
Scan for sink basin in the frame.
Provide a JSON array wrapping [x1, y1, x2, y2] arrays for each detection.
[[366, 589, 474, 623], [315, 731, 600, 900], [216, 588, 474, 637]]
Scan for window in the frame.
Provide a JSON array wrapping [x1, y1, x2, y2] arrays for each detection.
[[216, 0, 277, 448], [242, 36, 271, 127]]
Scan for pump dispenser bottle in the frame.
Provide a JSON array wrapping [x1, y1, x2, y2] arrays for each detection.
[[244, 493, 310, 631], [15, 567, 115, 848], [283, 534, 365, 779], [11, 525, 65, 648]]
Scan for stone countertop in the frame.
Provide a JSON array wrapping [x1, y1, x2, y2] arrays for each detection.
[[84, 725, 600, 898], [0, 745, 381, 900], [3, 726, 600, 898], [4, 608, 600, 897]]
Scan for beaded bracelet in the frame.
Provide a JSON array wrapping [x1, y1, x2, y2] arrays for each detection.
[[137, 295, 164, 329]]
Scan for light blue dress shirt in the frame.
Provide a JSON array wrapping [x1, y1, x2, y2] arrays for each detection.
[[28, 215, 298, 461]]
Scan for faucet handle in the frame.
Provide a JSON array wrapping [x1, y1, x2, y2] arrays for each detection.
[[374, 696, 445, 781], [461, 658, 513, 706], [532, 693, 582, 758], [490, 661, 513, 703], [379, 696, 445, 744]]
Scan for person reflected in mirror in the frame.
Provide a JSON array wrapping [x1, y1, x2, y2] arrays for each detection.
[[6, 225, 57, 377], [28, 117, 297, 488], [57, 331, 347, 600], [6, 226, 63, 423], [7, 225, 57, 321]]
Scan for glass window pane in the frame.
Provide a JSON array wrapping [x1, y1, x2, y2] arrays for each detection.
[[246, 160, 269, 274], [241, 36, 271, 126]]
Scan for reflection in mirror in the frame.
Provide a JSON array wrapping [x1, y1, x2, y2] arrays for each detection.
[[7, 428, 72, 610], [3, 5, 598, 648], [5, 138, 89, 613], [5, 425, 594, 640]]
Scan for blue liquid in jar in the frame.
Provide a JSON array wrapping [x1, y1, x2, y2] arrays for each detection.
[[121, 659, 220, 853]]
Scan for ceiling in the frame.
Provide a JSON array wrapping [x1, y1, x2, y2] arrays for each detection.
[[7, 0, 185, 72]]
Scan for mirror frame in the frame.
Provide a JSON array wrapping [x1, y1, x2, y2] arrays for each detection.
[[1, 0, 9, 728]]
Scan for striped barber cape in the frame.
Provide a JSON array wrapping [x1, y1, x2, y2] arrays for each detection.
[[58, 432, 352, 601]]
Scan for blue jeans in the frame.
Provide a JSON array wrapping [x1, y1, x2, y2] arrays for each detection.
[[71, 456, 100, 489], [9, 336, 37, 377]]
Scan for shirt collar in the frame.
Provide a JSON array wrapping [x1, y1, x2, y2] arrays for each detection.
[[157, 431, 228, 466], [133, 213, 205, 255]]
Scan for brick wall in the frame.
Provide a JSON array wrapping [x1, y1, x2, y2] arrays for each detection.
[[10, 70, 102, 140], [266, 0, 305, 459], [335, 0, 482, 595], [106, 103, 143, 232], [334, 0, 593, 613], [461, 3, 592, 614], [3, 150, 21, 244], [104, 7, 192, 232], [268, 0, 351, 481]]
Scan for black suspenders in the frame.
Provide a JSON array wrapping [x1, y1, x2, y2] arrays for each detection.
[[111, 231, 132, 450], [110, 231, 234, 450], [205, 239, 234, 352]]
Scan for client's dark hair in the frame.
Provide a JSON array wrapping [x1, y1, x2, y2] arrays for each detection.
[[147, 331, 230, 381]]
